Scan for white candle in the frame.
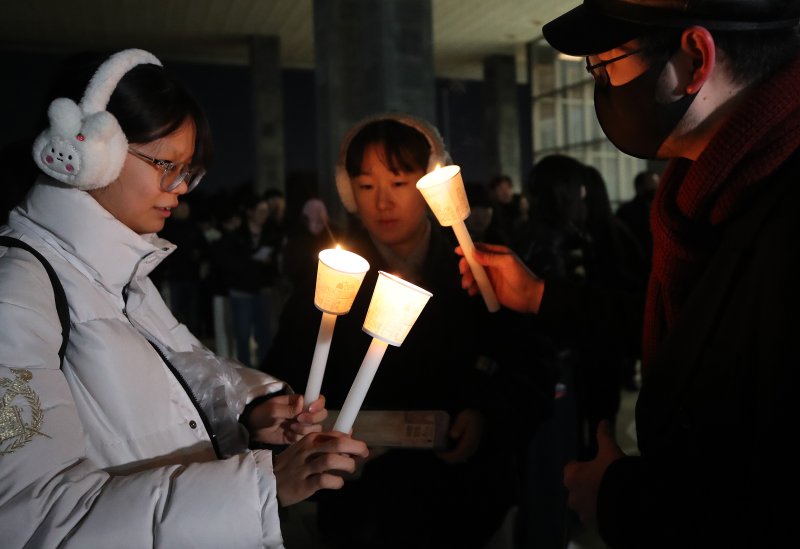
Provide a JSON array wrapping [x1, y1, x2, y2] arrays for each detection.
[[451, 220, 500, 312], [303, 311, 337, 408], [332, 338, 389, 434], [362, 271, 433, 346], [333, 271, 432, 434], [315, 246, 370, 315], [417, 165, 500, 312], [305, 246, 369, 411]]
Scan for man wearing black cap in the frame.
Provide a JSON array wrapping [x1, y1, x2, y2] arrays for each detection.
[[457, 1, 800, 547]]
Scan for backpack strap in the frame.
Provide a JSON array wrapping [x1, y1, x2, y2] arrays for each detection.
[[0, 235, 70, 368]]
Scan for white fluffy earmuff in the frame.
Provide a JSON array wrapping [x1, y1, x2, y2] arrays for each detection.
[[32, 49, 163, 190], [334, 113, 451, 213]]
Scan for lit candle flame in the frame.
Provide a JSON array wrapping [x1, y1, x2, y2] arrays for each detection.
[[335, 243, 342, 251]]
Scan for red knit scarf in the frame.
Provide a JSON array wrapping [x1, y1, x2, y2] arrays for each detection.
[[643, 56, 800, 369]]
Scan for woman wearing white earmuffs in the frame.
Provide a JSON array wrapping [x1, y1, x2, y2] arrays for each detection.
[[0, 49, 367, 548]]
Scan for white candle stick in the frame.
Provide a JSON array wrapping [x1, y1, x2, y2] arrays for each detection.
[[333, 338, 389, 433], [416, 164, 500, 312], [333, 271, 432, 434], [303, 311, 337, 409], [451, 220, 500, 312], [306, 246, 370, 411]]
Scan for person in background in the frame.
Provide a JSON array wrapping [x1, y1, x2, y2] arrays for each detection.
[[580, 165, 647, 447], [157, 199, 209, 334], [489, 173, 515, 204], [513, 155, 590, 282], [0, 49, 367, 548], [282, 196, 340, 291], [207, 196, 245, 358], [615, 169, 660, 273], [487, 173, 524, 244], [264, 188, 287, 234], [266, 113, 553, 549], [464, 182, 504, 243], [261, 188, 291, 330], [600, 168, 657, 392], [458, 1, 800, 547], [221, 193, 278, 367], [262, 188, 288, 279], [511, 154, 594, 549]]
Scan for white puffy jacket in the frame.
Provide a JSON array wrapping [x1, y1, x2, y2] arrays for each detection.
[[0, 181, 286, 548]]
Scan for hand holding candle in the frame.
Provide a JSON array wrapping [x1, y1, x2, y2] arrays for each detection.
[[333, 271, 432, 434], [416, 165, 500, 312], [305, 246, 370, 411]]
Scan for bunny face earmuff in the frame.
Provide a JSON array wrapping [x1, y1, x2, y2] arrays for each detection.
[[334, 113, 451, 213], [32, 49, 162, 190]]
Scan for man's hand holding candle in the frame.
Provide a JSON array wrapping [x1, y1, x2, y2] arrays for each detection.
[[456, 243, 545, 315], [416, 164, 500, 312]]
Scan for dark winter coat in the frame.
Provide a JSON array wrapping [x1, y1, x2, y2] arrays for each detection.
[[544, 152, 800, 549], [266, 223, 554, 548]]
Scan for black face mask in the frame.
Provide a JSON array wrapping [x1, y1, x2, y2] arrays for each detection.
[[594, 55, 697, 159]]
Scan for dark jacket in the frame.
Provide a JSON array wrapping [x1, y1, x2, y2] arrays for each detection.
[[266, 223, 554, 548], [616, 193, 654, 272], [269, 223, 552, 437], [157, 217, 208, 283], [213, 224, 277, 294], [550, 151, 800, 549]]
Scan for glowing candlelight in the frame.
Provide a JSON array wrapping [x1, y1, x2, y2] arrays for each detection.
[[305, 246, 370, 410], [416, 165, 500, 312], [333, 271, 432, 433]]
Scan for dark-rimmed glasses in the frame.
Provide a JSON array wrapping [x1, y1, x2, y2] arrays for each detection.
[[585, 48, 643, 86], [127, 148, 205, 193]]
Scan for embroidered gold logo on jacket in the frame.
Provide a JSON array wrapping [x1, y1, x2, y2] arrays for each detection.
[[1, 369, 49, 455]]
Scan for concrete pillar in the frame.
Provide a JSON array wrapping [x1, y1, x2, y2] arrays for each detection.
[[483, 55, 522, 189], [250, 35, 284, 195], [314, 0, 436, 220]]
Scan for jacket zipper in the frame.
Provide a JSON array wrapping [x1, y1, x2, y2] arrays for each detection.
[[122, 283, 222, 459]]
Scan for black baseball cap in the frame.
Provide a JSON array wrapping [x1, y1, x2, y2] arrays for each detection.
[[543, 0, 800, 56]]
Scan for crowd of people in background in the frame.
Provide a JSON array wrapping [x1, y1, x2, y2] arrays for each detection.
[[151, 184, 344, 366]]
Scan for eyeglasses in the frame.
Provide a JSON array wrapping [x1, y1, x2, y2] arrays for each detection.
[[585, 48, 643, 86], [127, 148, 205, 193]]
